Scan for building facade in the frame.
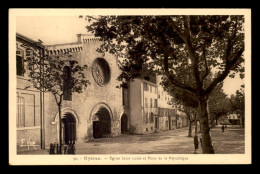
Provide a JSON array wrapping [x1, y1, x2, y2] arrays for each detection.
[[127, 78, 158, 134], [44, 34, 126, 146], [156, 76, 177, 131], [126, 75, 181, 134], [227, 114, 241, 125], [16, 33, 45, 152]]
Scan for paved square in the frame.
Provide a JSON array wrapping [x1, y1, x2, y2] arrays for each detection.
[[17, 125, 244, 155]]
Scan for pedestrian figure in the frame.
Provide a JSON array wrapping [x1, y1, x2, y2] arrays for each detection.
[[221, 125, 225, 133], [194, 134, 199, 153]]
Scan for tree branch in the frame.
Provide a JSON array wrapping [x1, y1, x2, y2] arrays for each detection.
[[52, 92, 59, 106], [183, 16, 202, 90], [171, 17, 186, 43], [201, 47, 209, 83], [163, 53, 197, 94], [205, 46, 244, 96]]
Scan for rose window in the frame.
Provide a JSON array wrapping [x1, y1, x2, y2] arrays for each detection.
[[91, 58, 111, 86]]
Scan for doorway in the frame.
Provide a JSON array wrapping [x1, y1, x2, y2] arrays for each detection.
[[93, 107, 111, 138], [121, 114, 128, 134], [61, 114, 76, 145]]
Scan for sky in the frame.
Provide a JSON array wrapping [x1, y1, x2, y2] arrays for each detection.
[[16, 16, 89, 45], [16, 16, 244, 96]]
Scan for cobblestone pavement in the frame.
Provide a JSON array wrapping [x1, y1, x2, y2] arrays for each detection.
[[17, 125, 245, 155]]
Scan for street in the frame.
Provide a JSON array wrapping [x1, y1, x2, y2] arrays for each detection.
[[18, 125, 245, 155]]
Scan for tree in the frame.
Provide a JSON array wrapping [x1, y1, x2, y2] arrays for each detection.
[[24, 45, 89, 153], [208, 82, 231, 127], [86, 15, 244, 153], [165, 85, 199, 137], [230, 85, 245, 127]]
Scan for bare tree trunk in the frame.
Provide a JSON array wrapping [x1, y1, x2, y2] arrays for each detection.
[[199, 97, 215, 154], [58, 103, 62, 154], [188, 120, 192, 137], [241, 115, 245, 128], [195, 120, 198, 134]]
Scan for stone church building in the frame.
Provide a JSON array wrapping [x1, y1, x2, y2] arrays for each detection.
[[44, 34, 126, 145], [16, 33, 128, 151]]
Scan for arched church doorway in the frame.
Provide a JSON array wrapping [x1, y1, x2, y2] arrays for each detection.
[[121, 114, 128, 134], [61, 114, 76, 145], [93, 107, 111, 138]]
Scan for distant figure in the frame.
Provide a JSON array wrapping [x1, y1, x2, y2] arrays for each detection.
[[221, 125, 225, 133], [194, 134, 199, 153], [199, 137, 203, 148]]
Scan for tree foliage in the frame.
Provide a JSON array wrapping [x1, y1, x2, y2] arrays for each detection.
[[229, 85, 245, 127], [87, 15, 244, 94], [208, 82, 231, 126], [24, 49, 89, 103]]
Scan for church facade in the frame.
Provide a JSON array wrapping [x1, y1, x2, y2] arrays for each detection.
[[44, 34, 127, 146]]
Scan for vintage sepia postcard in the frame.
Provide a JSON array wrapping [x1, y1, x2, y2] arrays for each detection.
[[9, 8, 251, 165]]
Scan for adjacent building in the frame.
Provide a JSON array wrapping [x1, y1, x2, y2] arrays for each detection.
[[127, 77, 158, 134], [227, 114, 242, 125], [16, 33, 45, 152], [156, 76, 177, 131]]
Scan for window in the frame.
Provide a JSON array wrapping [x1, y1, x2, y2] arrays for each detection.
[[16, 55, 24, 76], [144, 112, 148, 124], [17, 96, 25, 127], [155, 117, 159, 129], [63, 66, 72, 101], [91, 58, 111, 86], [143, 82, 148, 91], [122, 88, 127, 106], [150, 113, 154, 123], [145, 98, 148, 108], [150, 98, 153, 108], [17, 94, 38, 127], [154, 99, 158, 108]]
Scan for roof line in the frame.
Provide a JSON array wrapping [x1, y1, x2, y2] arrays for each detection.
[[45, 42, 82, 47], [16, 32, 45, 48]]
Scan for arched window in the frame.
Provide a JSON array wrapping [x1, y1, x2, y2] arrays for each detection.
[[63, 66, 72, 101]]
